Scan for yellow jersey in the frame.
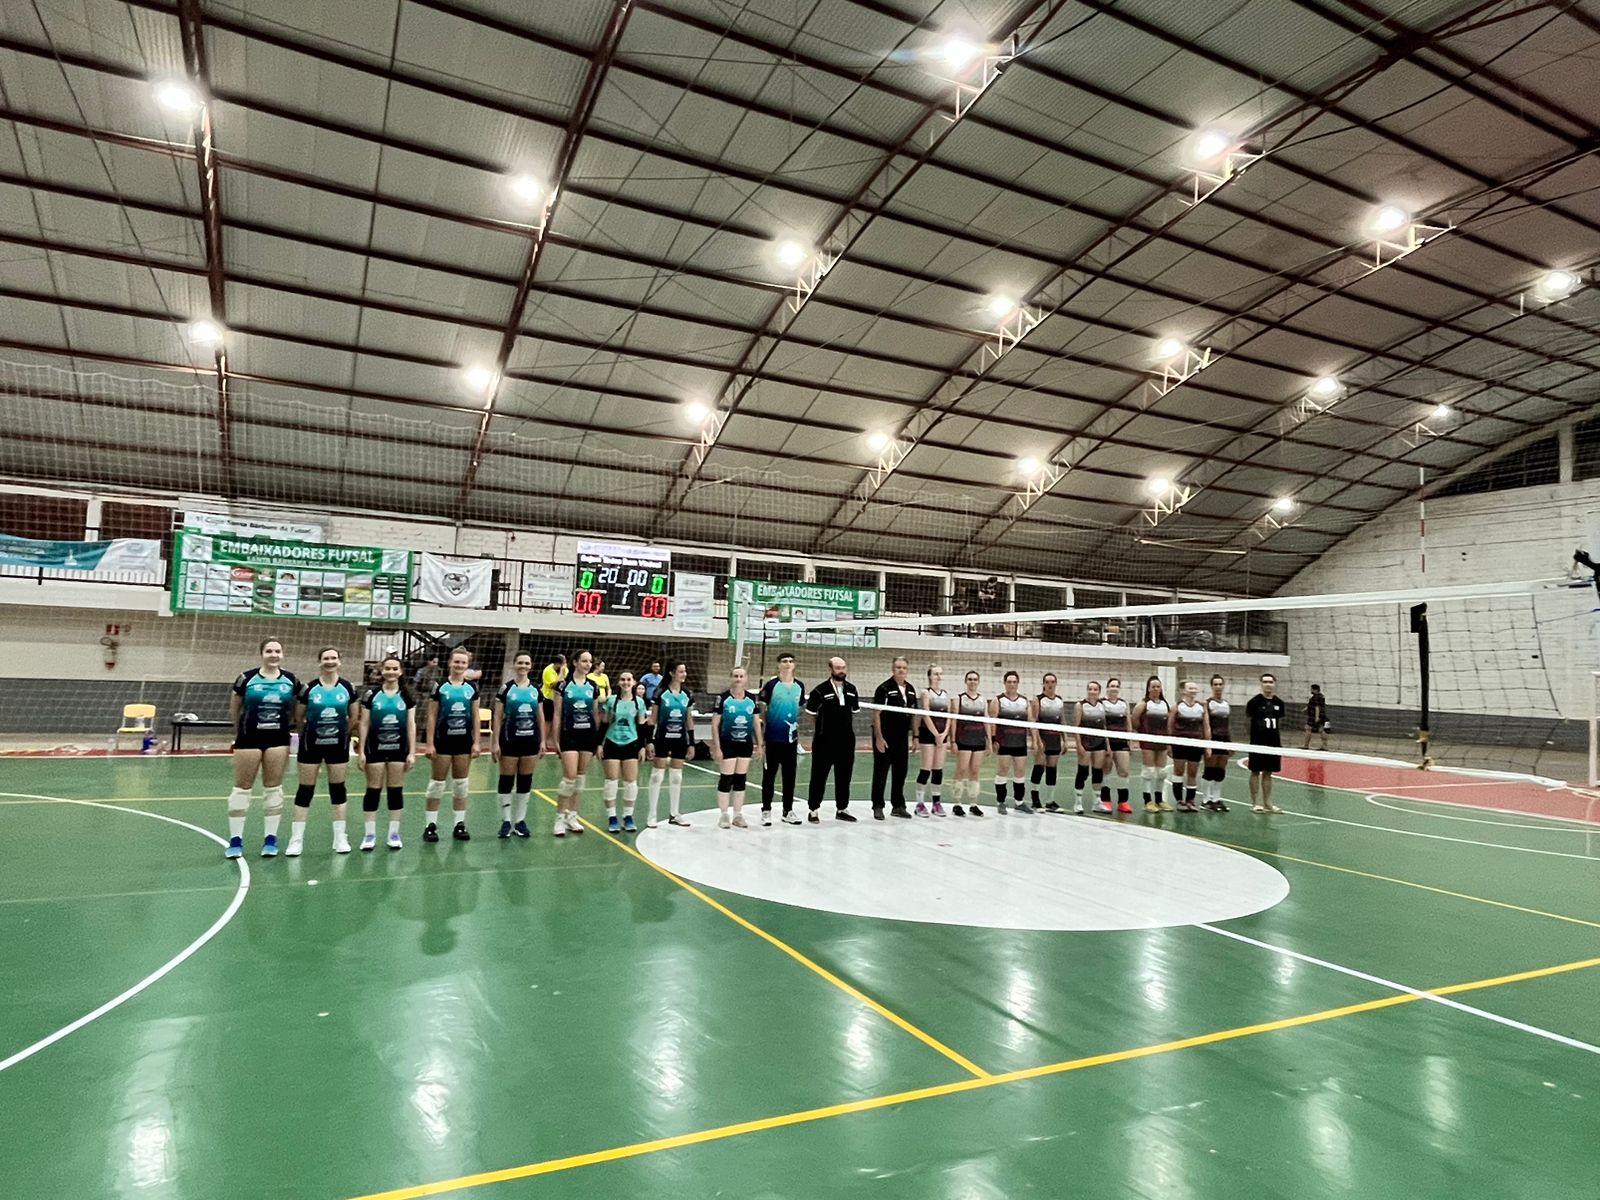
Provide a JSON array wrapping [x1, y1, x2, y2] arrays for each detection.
[[591, 671, 610, 699], [540, 664, 567, 701]]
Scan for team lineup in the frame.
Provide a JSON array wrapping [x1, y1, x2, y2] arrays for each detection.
[[220, 639, 1316, 858]]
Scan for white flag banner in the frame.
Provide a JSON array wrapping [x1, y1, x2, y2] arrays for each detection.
[[673, 572, 716, 634], [417, 554, 494, 608]]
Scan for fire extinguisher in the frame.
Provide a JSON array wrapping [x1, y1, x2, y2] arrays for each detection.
[[99, 635, 119, 670]]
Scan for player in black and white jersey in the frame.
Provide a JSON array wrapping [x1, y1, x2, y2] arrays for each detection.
[[1032, 673, 1068, 813], [1246, 672, 1286, 813], [1072, 680, 1108, 816], [952, 671, 988, 817], [1202, 674, 1232, 812], [1132, 676, 1172, 813], [1098, 677, 1134, 814], [1167, 680, 1211, 812], [915, 666, 954, 817], [991, 672, 1032, 814]]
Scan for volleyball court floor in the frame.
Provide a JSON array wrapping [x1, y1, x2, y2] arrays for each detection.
[[2, 750, 1597, 1199]]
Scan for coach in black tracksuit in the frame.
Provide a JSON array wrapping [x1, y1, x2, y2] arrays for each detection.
[[806, 657, 860, 822], [871, 657, 915, 819]]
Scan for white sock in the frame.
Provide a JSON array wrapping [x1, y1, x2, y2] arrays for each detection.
[[915, 784, 926, 806], [290, 815, 307, 839], [364, 817, 377, 836], [603, 777, 619, 815], [331, 818, 345, 839], [623, 780, 638, 816], [668, 771, 682, 817], [512, 790, 530, 824], [648, 768, 665, 823], [262, 787, 284, 838], [389, 817, 401, 835], [227, 786, 249, 839]]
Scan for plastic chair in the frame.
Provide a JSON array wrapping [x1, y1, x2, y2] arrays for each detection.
[[116, 703, 157, 749], [478, 706, 493, 743]]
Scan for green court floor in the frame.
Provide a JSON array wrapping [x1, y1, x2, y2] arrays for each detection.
[[1, 753, 1597, 1199]]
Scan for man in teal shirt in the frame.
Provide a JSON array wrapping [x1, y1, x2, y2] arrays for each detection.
[[759, 652, 805, 826]]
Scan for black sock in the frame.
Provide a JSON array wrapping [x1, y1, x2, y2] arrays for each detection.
[[1185, 787, 1197, 806], [1171, 779, 1184, 803], [1012, 780, 1025, 803], [1118, 788, 1129, 806], [995, 782, 1007, 805]]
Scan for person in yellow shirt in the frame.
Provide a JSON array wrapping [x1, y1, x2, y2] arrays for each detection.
[[540, 654, 567, 732], [591, 659, 611, 701]]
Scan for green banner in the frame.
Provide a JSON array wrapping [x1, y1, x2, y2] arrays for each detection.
[[171, 530, 412, 622], [729, 578, 881, 648], [0, 533, 161, 572]]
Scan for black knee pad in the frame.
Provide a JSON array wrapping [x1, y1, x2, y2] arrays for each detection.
[[917, 769, 931, 785], [1091, 768, 1103, 784], [733, 772, 748, 791], [328, 781, 347, 806], [718, 774, 734, 793], [363, 787, 381, 813], [386, 786, 404, 811], [1074, 765, 1090, 788], [294, 783, 316, 808], [931, 768, 943, 785], [498, 773, 514, 793], [1044, 765, 1058, 786], [516, 773, 533, 793]]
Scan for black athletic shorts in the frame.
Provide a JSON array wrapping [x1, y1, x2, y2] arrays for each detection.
[[955, 734, 988, 752], [918, 725, 947, 746], [1172, 743, 1204, 763], [1248, 752, 1282, 774], [601, 738, 640, 761], [298, 739, 351, 765], [653, 734, 689, 761], [364, 739, 410, 764], [498, 734, 541, 759], [996, 744, 1028, 757], [718, 737, 755, 761], [541, 697, 556, 722], [234, 730, 291, 752], [431, 733, 475, 757], [560, 728, 601, 755], [1039, 733, 1065, 756], [1075, 735, 1105, 754]]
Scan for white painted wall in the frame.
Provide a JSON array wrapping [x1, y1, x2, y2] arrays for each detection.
[[1277, 481, 1598, 718]]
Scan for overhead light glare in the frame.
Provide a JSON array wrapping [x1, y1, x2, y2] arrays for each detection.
[[1370, 205, 1410, 236], [987, 294, 1018, 319], [866, 430, 890, 453], [1018, 456, 1041, 476], [154, 80, 199, 114], [1191, 129, 1231, 164], [774, 239, 809, 270], [1535, 269, 1577, 300], [938, 35, 982, 69], [1272, 496, 1295, 513], [1432, 403, 1451, 420], [462, 365, 496, 393], [187, 319, 223, 345], [684, 400, 710, 425], [507, 174, 543, 204], [1146, 476, 1172, 496], [1310, 375, 1341, 399], [1155, 337, 1186, 360]]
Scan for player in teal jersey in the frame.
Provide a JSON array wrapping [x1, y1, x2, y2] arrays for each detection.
[[492, 652, 545, 840], [420, 646, 479, 843], [355, 654, 417, 850], [287, 647, 357, 857], [600, 669, 646, 833], [224, 637, 300, 859], [645, 661, 694, 829], [758, 653, 805, 825], [551, 649, 601, 837], [712, 666, 762, 829]]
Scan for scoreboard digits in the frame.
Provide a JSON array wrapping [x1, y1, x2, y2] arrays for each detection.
[[572, 542, 672, 619]]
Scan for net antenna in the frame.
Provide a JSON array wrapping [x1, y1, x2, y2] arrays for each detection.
[[1410, 602, 1431, 767]]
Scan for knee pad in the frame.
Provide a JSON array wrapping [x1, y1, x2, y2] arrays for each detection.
[[363, 787, 381, 812], [387, 786, 404, 811], [717, 774, 734, 794], [733, 772, 748, 791], [1091, 768, 1103, 784], [917, 769, 931, 785], [328, 781, 347, 807], [1074, 765, 1090, 788], [498, 773, 515, 793], [262, 786, 285, 817], [516, 773, 533, 794], [452, 778, 470, 802], [294, 783, 316, 808], [228, 786, 251, 817], [1044, 765, 1057, 786], [930, 768, 943, 785], [425, 779, 446, 802]]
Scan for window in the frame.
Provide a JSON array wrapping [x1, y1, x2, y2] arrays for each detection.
[[1434, 437, 1558, 498], [885, 572, 942, 613], [814, 565, 878, 590], [0, 495, 86, 539], [1575, 417, 1600, 481]]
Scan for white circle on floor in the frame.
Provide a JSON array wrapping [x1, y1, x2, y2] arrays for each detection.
[[636, 810, 1288, 931]]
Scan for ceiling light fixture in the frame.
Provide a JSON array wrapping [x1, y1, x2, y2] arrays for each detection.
[[987, 294, 1018, 319], [939, 35, 982, 70], [775, 239, 809, 270], [1310, 375, 1341, 399], [1155, 337, 1186, 360], [1272, 496, 1295, 513], [507, 174, 543, 204], [1370, 205, 1410, 236], [462, 365, 496, 392], [187, 319, 223, 345], [154, 80, 199, 114], [1018, 456, 1041, 475], [1146, 476, 1172, 496], [866, 430, 890, 453], [1191, 129, 1231, 163], [684, 400, 710, 425], [1432, 403, 1451, 420], [1535, 269, 1578, 300]]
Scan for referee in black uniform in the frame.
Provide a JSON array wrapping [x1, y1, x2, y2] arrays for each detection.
[[806, 656, 860, 823], [871, 656, 915, 819]]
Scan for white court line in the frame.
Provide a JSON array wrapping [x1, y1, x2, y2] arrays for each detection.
[[0, 791, 250, 1074], [1198, 923, 1600, 1057], [1272, 801, 1600, 863], [1365, 795, 1600, 834]]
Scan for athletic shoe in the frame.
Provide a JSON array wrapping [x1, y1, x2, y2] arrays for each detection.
[[762, 810, 773, 827], [782, 812, 802, 825], [1144, 802, 1160, 813], [731, 813, 747, 828], [969, 805, 984, 817], [261, 836, 279, 858], [836, 811, 857, 822], [359, 832, 377, 852], [423, 822, 440, 843], [1264, 804, 1283, 813], [1096, 800, 1113, 814], [1154, 801, 1174, 812], [890, 807, 912, 819], [565, 811, 585, 835], [997, 799, 1008, 814], [622, 815, 637, 833], [931, 801, 946, 816], [225, 836, 243, 859], [1212, 801, 1230, 813], [914, 802, 929, 817], [718, 811, 731, 829], [1014, 801, 1033, 815], [608, 815, 621, 833], [553, 815, 566, 837], [1178, 801, 1199, 812], [1252, 804, 1266, 813], [332, 831, 351, 854], [1044, 801, 1062, 813], [951, 804, 965, 816], [452, 822, 470, 842], [669, 815, 691, 827], [387, 830, 403, 850], [1073, 803, 1086, 815], [498, 821, 513, 839], [285, 837, 304, 858], [1118, 801, 1133, 814], [873, 809, 886, 821], [807, 811, 820, 824]]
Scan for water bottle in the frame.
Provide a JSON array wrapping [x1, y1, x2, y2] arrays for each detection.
[[141, 735, 156, 754]]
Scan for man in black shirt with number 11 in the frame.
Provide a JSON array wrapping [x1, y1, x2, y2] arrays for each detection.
[[1245, 673, 1286, 814]]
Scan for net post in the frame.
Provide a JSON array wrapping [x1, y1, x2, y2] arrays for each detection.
[[1409, 602, 1432, 768], [1591, 671, 1599, 789]]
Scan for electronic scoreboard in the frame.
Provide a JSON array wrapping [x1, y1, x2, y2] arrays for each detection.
[[572, 541, 671, 618]]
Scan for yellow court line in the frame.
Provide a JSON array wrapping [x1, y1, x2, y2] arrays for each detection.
[[1205, 837, 1600, 931], [345, 951, 1600, 1200], [531, 788, 990, 1079]]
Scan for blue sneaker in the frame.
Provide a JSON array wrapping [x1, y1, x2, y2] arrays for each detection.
[[225, 836, 243, 860], [512, 820, 531, 839], [607, 815, 621, 833], [622, 815, 637, 833], [260, 835, 278, 858], [498, 820, 512, 839]]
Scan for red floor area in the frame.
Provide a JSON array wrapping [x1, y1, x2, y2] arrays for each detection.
[[1280, 758, 1600, 824]]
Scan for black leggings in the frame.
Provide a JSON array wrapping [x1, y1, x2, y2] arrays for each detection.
[[763, 742, 798, 811]]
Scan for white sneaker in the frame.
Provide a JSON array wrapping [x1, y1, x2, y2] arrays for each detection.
[[564, 810, 584, 835], [332, 831, 351, 855], [781, 812, 802, 825], [732, 813, 747, 828], [285, 837, 304, 858], [359, 832, 377, 852], [387, 830, 403, 849], [553, 814, 566, 838], [718, 811, 731, 829]]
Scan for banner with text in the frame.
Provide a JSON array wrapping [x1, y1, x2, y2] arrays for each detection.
[[171, 530, 412, 622], [672, 572, 717, 635], [0, 533, 161, 573], [728, 578, 880, 648], [416, 553, 494, 608]]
